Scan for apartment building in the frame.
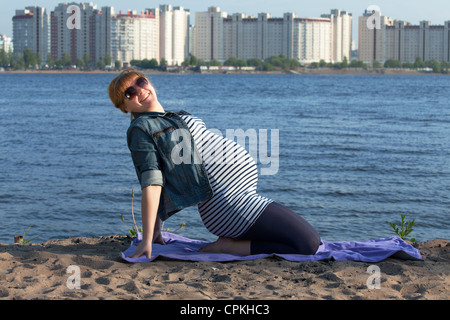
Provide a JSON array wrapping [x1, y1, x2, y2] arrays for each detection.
[[294, 18, 332, 63], [50, 2, 108, 64], [158, 5, 190, 65], [13, 3, 189, 66], [195, 7, 352, 63], [97, 6, 113, 65], [359, 9, 450, 64], [194, 7, 228, 61], [111, 9, 160, 64], [12, 3, 353, 66], [12, 6, 49, 62], [0, 34, 13, 52], [321, 9, 352, 62]]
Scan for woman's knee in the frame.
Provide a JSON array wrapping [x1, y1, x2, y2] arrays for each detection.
[[293, 234, 321, 255], [309, 236, 321, 254]]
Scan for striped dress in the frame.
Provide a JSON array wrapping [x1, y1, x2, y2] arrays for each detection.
[[180, 114, 273, 238]]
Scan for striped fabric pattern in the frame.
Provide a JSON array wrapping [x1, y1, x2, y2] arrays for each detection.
[[180, 114, 273, 238]]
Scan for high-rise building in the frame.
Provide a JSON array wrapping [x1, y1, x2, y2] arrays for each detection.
[[111, 9, 160, 65], [358, 9, 395, 64], [221, 12, 298, 61], [222, 13, 259, 61], [358, 9, 450, 64], [294, 17, 332, 63], [0, 34, 13, 52], [158, 5, 190, 65], [195, 7, 352, 63], [14, 3, 178, 67], [12, 6, 49, 62], [322, 9, 352, 62], [111, 5, 190, 67], [11, 4, 355, 67], [96, 6, 114, 65], [188, 25, 195, 57], [194, 7, 228, 61], [50, 2, 105, 64]]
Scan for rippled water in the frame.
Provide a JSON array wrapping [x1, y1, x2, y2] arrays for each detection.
[[0, 72, 448, 244]]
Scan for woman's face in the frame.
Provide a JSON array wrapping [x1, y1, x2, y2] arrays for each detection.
[[122, 76, 158, 113]]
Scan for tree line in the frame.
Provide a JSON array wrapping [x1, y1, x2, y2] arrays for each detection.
[[381, 57, 449, 74], [309, 56, 449, 74], [0, 48, 42, 70], [128, 54, 302, 71], [180, 54, 301, 71], [1, 49, 449, 74], [0, 48, 122, 70]]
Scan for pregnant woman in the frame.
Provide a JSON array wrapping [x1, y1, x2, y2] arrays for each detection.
[[108, 69, 321, 259]]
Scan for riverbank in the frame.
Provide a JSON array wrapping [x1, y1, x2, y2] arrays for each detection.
[[1, 67, 446, 76], [0, 236, 448, 300]]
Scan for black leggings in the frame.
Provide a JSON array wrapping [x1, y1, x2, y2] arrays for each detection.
[[239, 202, 321, 255]]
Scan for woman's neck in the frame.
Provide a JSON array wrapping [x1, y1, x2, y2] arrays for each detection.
[[147, 101, 165, 113]]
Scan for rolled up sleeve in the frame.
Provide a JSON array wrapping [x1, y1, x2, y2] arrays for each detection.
[[128, 127, 164, 189]]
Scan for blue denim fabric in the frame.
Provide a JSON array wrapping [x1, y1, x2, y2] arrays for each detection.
[[127, 110, 213, 221]]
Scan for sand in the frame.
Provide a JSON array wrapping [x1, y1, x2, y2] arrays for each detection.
[[0, 236, 448, 301]]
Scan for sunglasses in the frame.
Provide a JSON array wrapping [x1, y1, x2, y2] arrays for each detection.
[[124, 77, 149, 100]]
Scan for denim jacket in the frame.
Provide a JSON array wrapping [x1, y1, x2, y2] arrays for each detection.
[[127, 110, 213, 221]]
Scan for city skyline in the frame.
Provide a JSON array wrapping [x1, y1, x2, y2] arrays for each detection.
[[9, 5, 354, 66], [2, 0, 450, 48]]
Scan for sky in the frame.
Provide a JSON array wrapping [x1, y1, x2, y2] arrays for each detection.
[[2, 0, 450, 48]]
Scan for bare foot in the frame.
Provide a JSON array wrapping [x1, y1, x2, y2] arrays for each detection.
[[198, 237, 250, 255], [153, 217, 165, 245], [153, 231, 165, 245]]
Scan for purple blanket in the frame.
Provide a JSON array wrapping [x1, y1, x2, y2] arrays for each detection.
[[121, 232, 422, 263]]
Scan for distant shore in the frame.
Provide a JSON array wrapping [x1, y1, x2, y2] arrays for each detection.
[[1, 67, 446, 76]]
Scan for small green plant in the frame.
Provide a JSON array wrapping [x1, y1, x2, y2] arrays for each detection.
[[162, 221, 186, 233], [121, 189, 186, 237], [14, 225, 35, 244], [125, 224, 142, 237], [388, 214, 417, 242], [121, 189, 142, 237]]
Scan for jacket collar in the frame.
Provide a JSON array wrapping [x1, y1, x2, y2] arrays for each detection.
[[131, 110, 190, 120], [131, 111, 178, 121]]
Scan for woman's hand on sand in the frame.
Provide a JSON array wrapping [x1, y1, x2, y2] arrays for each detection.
[[129, 240, 152, 259]]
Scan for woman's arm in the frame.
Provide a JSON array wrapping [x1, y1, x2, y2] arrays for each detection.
[[129, 185, 162, 259]]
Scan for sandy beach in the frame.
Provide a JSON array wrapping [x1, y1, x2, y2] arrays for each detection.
[[0, 235, 448, 301]]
